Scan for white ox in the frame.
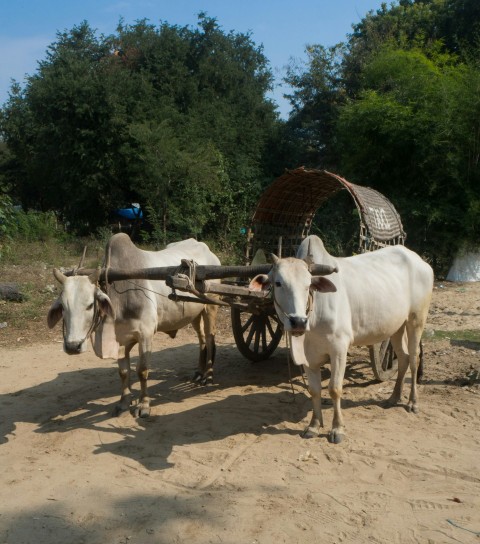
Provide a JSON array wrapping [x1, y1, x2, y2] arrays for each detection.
[[249, 235, 434, 443], [47, 233, 220, 417]]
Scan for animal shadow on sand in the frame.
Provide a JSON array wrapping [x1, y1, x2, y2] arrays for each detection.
[[450, 338, 480, 351], [1, 342, 393, 466]]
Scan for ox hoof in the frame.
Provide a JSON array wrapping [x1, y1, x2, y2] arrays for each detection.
[[385, 394, 401, 407], [113, 394, 134, 417], [112, 403, 130, 417], [133, 405, 151, 418], [192, 372, 203, 383], [192, 372, 214, 387], [407, 403, 419, 414], [329, 430, 345, 444], [302, 426, 321, 439]]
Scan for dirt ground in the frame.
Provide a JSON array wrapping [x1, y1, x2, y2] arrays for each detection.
[[1, 281, 479, 544]]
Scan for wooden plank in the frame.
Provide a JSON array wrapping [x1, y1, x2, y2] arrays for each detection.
[[65, 261, 337, 282], [166, 276, 270, 299], [202, 282, 269, 299], [67, 264, 274, 281]]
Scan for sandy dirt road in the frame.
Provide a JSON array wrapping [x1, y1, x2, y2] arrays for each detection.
[[0, 282, 479, 544]]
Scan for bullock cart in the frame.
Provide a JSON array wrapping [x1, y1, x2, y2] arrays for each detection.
[[69, 168, 407, 382], [229, 167, 407, 381]]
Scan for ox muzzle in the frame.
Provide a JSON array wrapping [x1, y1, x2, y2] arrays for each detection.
[[64, 339, 88, 355], [288, 315, 309, 336]]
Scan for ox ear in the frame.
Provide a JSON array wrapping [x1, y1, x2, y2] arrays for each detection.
[[95, 289, 115, 319], [47, 299, 63, 329], [249, 274, 271, 292], [310, 276, 337, 293]]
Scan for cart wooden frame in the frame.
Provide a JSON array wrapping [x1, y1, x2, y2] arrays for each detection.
[[229, 167, 407, 381]]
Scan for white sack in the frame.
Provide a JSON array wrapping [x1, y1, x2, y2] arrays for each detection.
[[446, 252, 480, 282]]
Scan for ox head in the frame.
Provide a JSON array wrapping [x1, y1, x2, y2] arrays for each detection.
[[47, 268, 115, 355], [249, 255, 337, 336]]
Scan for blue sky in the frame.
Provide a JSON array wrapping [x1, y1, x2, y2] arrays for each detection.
[[1, 0, 388, 118]]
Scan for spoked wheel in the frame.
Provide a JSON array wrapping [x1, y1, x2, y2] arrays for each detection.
[[369, 340, 398, 382], [231, 307, 283, 362]]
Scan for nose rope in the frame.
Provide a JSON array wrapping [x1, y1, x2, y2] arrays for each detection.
[[62, 298, 102, 349], [272, 287, 313, 325]]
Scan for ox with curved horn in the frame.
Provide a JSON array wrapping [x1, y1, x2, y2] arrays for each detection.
[[47, 266, 115, 354], [254, 234, 434, 445], [250, 252, 338, 336], [72, 246, 88, 275], [47, 233, 221, 419]]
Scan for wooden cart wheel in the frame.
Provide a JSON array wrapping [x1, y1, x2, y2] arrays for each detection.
[[369, 340, 398, 382], [231, 307, 283, 362]]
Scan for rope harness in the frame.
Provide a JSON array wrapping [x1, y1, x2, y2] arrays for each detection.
[[62, 291, 103, 347], [284, 331, 309, 398], [101, 258, 228, 309], [271, 282, 314, 327], [271, 279, 319, 411], [271, 280, 323, 425], [170, 259, 230, 307], [284, 328, 324, 427]]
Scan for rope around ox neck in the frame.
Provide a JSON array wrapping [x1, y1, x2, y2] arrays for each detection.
[[62, 296, 102, 348], [272, 286, 314, 325]]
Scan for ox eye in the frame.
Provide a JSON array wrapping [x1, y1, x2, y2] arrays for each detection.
[[275, 281, 282, 287], [86, 303, 94, 311]]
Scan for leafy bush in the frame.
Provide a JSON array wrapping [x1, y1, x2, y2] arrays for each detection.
[[10, 210, 62, 242], [0, 17, 278, 242], [0, 206, 72, 261], [0, 194, 15, 258], [0, 194, 14, 233]]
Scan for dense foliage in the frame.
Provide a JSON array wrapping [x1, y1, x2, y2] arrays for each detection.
[[2, 2, 480, 273], [0, 15, 279, 248], [285, 0, 480, 271]]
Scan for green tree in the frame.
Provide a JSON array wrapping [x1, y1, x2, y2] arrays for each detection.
[[284, 44, 346, 168], [0, 15, 279, 244], [282, 0, 480, 271], [0, 22, 131, 229], [344, 0, 480, 94], [335, 47, 480, 270]]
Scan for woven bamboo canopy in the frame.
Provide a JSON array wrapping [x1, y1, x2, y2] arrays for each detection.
[[248, 167, 405, 259]]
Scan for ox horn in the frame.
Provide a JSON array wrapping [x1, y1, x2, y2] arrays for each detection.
[[53, 268, 67, 284], [270, 253, 280, 265], [88, 267, 101, 285], [73, 246, 87, 275], [303, 239, 315, 266], [309, 264, 338, 276]]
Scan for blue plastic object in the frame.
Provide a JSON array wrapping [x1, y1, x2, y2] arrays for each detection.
[[115, 205, 143, 220]]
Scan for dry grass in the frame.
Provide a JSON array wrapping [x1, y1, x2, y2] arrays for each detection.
[[0, 237, 235, 349], [0, 239, 103, 349]]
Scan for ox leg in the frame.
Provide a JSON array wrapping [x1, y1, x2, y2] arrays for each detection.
[[192, 304, 218, 386], [328, 350, 348, 444], [134, 338, 152, 418], [202, 304, 218, 385], [302, 366, 324, 438], [113, 343, 135, 416], [405, 324, 423, 414], [191, 313, 207, 384], [387, 327, 410, 408]]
